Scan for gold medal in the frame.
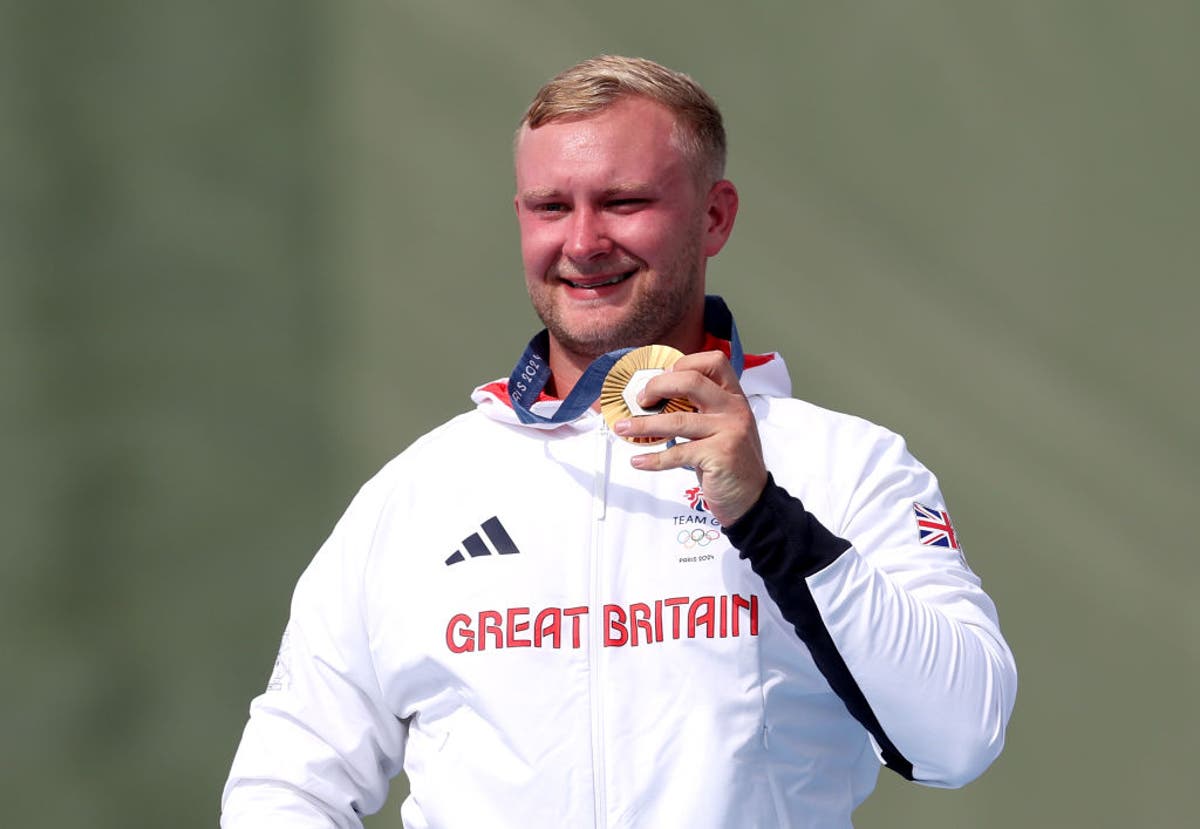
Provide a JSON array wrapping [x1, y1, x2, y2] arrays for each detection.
[[600, 345, 697, 444]]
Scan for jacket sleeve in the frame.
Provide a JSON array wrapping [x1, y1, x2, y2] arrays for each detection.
[[726, 430, 1017, 788], [221, 482, 406, 828]]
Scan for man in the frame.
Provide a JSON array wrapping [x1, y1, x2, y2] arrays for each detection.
[[222, 56, 1016, 828]]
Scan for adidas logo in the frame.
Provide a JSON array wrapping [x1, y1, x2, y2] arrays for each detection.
[[445, 517, 521, 566]]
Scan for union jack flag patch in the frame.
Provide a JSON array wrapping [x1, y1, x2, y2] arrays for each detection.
[[914, 502, 960, 551]]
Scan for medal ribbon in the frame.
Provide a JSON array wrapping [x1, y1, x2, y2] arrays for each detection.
[[507, 295, 744, 425]]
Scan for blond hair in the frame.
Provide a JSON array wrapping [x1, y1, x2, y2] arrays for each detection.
[[518, 55, 727, 184]]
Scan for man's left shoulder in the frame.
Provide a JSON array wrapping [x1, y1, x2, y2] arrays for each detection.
[[758, 394, 904, 448], [757, 395, 927, 495]]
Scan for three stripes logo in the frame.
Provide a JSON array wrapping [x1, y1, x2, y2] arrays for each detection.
[[444, 517, 521, 566]]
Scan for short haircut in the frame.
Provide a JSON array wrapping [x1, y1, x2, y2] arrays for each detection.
[[518, 55, 727, 185]]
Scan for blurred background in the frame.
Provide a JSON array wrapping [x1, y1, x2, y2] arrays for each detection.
[[2, 1, 1195, 826]]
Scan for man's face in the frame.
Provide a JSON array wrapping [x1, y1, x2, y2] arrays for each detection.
[[514, 97, 715, 360]]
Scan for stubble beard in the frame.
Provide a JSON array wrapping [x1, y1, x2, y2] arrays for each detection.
[[531, 235, 703, 361]]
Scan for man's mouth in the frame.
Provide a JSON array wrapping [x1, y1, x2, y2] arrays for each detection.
[[560, 270, 636, 290]]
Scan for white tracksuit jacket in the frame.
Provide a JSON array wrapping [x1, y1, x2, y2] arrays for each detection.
[[222, 333, 1017, 829]]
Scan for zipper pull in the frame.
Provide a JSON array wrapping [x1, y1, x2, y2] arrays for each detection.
[[593, 421, 611, 521]]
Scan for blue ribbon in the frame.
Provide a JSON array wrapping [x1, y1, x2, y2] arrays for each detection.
[[507, 295, 744, 425]]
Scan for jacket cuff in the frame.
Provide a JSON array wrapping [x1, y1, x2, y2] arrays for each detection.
[[725, 473, 851, 579]]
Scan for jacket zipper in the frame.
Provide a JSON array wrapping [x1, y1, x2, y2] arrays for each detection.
[[588, 419, 612, 827]]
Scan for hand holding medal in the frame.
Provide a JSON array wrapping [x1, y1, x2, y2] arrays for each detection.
[[507, 296, 767, 525], [600, 345, 696, 445], [608, 349, 768, 527]]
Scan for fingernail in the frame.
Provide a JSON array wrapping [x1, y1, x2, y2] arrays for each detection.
[[613, 419, 631, 435]]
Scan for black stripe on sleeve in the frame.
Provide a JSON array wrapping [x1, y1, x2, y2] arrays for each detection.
[[724, 474, 915, 780]]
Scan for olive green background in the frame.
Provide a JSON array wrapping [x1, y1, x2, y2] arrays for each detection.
[[2, 1, 1195, 827]]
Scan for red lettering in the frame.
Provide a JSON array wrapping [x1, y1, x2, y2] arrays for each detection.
[[563, 606, 588, 648], [732, 594, 747, 637], [664, 597, 688, 639], [478, 610, 503, 650], [629, 602, 652, 646], [688, 595, 716, 638], [507, 607, 531, 648], [446, 613, 475, 653], [446, 596, 757, 655], [731, 593, 759, 637], [534, 607, 561, 648], [604, 604, 628, 647]]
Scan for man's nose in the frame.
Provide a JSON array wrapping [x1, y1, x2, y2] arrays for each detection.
[[564, 207, 613, 261]]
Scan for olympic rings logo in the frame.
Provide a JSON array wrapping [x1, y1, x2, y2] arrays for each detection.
[[677, 528, 721, 548]]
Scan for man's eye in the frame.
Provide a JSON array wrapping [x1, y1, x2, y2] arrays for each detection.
[[534, 202, 568, 213], [607, 198, 649, 211]]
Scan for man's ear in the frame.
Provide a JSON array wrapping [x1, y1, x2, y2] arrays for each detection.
[[702, 180, 739, 257]]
